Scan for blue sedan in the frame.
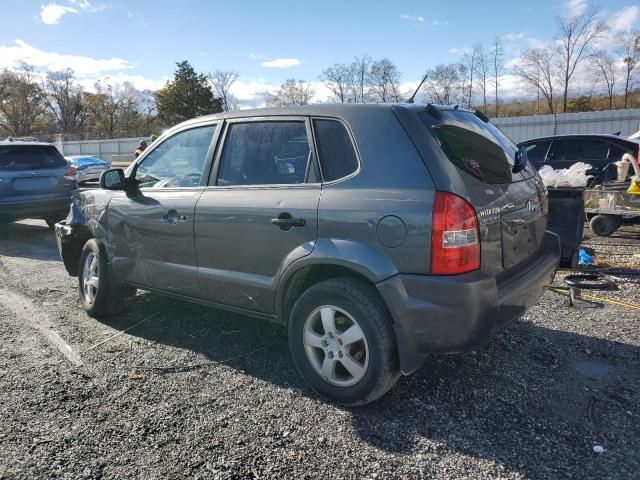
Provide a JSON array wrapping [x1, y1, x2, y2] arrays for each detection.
[[65, 155, 111, 183]]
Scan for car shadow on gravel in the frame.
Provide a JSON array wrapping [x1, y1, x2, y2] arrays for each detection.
[[94, 292, 300, 385], [350, 320, 640, 478], [93, 291, 640, 478], [0, 221, 60, 261]]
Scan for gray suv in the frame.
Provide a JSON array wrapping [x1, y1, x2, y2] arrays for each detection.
[[0, 139, 76, 227], [55, 104, 560, 405]]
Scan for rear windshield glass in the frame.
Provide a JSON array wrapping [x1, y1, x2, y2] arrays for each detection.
[[420, 110, 535, 184], [0, 145, 67, 171]]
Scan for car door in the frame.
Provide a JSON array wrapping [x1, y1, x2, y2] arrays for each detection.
[[194, 117, 320, 314], [107, 123, 218, 295]]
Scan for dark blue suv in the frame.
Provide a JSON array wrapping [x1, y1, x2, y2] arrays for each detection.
[[0, 139, 76, 227]]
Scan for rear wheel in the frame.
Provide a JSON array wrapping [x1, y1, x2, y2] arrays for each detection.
[[78, 239, 132, 317], [589, 214, 619, 237], [288, 278, 399, 406]]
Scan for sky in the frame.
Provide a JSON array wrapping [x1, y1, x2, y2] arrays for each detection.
[[0, 0, 638, 108]]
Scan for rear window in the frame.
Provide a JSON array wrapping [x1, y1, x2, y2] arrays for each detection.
[[420, 110, 534, 184], [0, 145, 67, 171], [313, 119, 359, 182]]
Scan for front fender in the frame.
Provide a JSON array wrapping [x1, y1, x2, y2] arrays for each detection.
[[274, 238, 399, 319]]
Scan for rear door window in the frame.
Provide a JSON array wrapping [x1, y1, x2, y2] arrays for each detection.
[[420, 110, 530, 184], [523, 141, 551, 163], [550, 139, 608, 162], [0, 145, 67, 171], [216, 121, 311, 186], [575, 140, 608, 161], [313, 119, 359, 182]]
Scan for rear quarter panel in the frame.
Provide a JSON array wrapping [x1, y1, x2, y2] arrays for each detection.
[[317, 108, 435, 276]]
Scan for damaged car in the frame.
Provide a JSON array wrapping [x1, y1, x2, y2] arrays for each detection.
[[55, 104, 560, 405]]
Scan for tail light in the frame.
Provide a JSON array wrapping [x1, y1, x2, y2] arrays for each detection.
[[430, 191, 480, 275], [64, 166, 77, 181]]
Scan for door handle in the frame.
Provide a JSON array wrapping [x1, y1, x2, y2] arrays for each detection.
[[271, 213, 306, 231], [163, 209, 189, 225]]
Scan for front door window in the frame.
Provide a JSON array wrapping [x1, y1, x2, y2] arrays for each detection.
[[135, 125, 216, 188]]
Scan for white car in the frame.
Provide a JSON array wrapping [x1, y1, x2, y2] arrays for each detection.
[[65, 156, 111, 183]]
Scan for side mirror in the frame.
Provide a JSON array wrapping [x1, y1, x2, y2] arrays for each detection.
[[100, 168, 127, 190]]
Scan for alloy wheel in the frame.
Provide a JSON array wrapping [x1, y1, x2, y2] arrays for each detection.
[[302, 305, 369, 387]]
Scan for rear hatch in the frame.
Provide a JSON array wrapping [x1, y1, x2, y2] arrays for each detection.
[[0, 144, 74, 202], [396, 106, 548, 276]]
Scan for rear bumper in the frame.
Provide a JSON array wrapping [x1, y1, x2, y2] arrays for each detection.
[[0, 196, 71, 221], [377, 231, 561, 374]]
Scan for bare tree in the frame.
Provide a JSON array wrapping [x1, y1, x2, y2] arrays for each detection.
[[135, 89, 157, 133], [422, 64, 460, 105], [617, 30, 640, 108], [368, 59, 401, 103], [474, 43, 490, 113], [555, 4, 609, 112], [591, 50, 617, 109], [209, 71, 239, 112], [514, 48, 557, 113], [44, 68, 85, 134], [0, 64, 48, 137], [84, 81, 141, 138], [490, 37, 505, 117], [267, 79, 314, 107], [350, 54, 371, 103], [319, 64, 352, 103], [460, 47, 478, 108]]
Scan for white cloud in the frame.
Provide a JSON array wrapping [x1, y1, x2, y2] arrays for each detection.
[[76, 74, 169, 92], [261, 58, 300, 68], [400, 14, 424, 23], [564, 0, 587, 17], [610, 5, 639, 32], [40, 3, 78, 24], [449, 47, 471, 55], [0, 39, 133, 76], [69, 0, 91, 8], [502, 32, 526, 42], [40, 0, 104, 24]]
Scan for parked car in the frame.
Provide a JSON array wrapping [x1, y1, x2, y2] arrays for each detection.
[[54, 104, 560, 405], [0, 139, 76, 227], [518, 134, 640, 183], [65, 155, 111, 183]]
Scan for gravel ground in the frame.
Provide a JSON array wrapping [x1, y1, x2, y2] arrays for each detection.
[[1, 220, 639, 479]]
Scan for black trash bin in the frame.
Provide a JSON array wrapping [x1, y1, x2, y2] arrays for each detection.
[[546, 187, 585, 268]]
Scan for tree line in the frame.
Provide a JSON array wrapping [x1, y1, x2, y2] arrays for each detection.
[[1, 2, 638, 140]]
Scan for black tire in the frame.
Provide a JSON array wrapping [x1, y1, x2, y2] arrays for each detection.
[[589, 214, 619, 237], [288, 277, 400, 406], [78, 238, 129, 317]]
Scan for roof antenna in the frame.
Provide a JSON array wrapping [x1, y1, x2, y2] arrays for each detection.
[[406, 72, 429, 104]]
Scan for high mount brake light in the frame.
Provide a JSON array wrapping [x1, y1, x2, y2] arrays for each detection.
[[430, 191, 480, 275]]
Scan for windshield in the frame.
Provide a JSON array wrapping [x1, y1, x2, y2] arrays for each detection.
[[0, 145, 67, 171], [420, 110, 536, 184]]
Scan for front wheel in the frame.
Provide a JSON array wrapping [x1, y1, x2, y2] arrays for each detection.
[[288, 278, 399, 406], [78, 239, 130, 317]]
